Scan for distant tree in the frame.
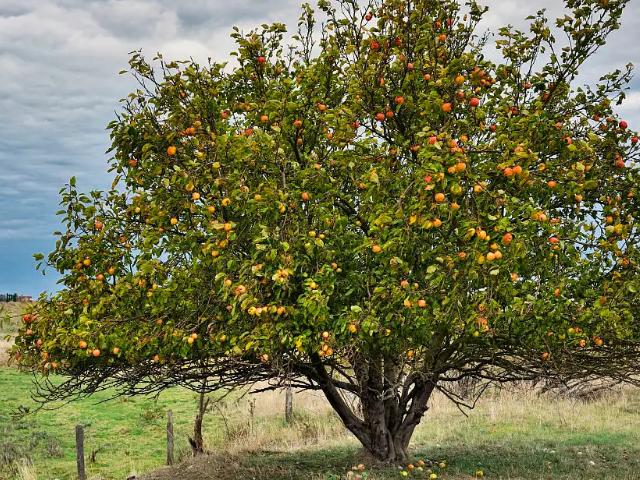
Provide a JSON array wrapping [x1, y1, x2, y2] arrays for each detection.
[[14, 0, 640, 462]]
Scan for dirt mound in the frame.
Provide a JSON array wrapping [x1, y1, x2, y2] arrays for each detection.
[[138, 448, 370, 480]]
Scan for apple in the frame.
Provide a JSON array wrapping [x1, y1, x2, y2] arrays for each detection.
[[395, 96, 405, 105], [301, 191, 310, 201], [469, 97, 480, 107], [619, 120, 628, 129], [434, 193, 446, 203], [632, 136, 638, 145], [372, 244, 382, 254], [365, 12, 373, 21], [293, 119, 303, 129], [441, 102, 452, 113], [375, 112, 386, 121], [257, 56, 266, 64], [167, 146, 177, 156]]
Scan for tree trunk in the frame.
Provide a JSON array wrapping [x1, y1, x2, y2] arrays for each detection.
[[311, 353, 436, 463], [189, 389, 209, 455]]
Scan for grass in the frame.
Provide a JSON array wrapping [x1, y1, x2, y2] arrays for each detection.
[[0, 368, 200, 479], [1, 366, 640, 480], [0, 302, 27, 335], [1, 303, 28, 366]]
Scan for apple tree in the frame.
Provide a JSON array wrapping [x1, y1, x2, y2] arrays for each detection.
[[13, 0, 640, 462]]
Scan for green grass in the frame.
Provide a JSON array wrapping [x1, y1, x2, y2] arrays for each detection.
[[2, 366, 640, 480], [0, 368, 204, 479]]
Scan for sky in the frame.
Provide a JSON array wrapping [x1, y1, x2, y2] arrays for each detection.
[[1, 0, 639, 297]]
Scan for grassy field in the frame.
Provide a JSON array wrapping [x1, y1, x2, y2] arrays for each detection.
[[1, 303, 27, 366], [2, 303, 640, 479], [1, 363, 640, 480]]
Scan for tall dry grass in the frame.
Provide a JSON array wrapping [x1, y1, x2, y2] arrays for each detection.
[[198, 383, 640, 456], [13, 460, 36, 480], [202, 388, 355, 455]]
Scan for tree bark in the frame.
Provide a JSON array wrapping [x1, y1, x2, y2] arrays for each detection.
[[189, 389, 209, 455], [312, 353, 436, 463]]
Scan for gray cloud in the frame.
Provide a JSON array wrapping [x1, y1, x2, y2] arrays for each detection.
[[0, 0, 639, 294]]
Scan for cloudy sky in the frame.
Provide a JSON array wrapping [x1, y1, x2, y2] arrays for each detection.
[[1, 0, 639, 297]]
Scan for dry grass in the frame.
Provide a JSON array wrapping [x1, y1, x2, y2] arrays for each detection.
[[0, 302, 27, 366], [202, 388, 353, 455], [141, 385, 640, 480], [13, 459, 37, 480]]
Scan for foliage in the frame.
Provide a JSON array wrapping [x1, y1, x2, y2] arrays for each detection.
[[12, 0, 640, 462]]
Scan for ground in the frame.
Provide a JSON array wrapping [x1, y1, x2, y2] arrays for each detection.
[[2, 303, 640, 479], [1, 364, 640, 479]]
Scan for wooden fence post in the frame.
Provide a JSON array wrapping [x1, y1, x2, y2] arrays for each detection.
[[167, 410, 174, 465], [75, 424, 86, 480], [285, 385, 293, 423]]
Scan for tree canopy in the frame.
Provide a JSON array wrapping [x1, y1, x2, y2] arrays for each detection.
[[13, 0, 640, 462]]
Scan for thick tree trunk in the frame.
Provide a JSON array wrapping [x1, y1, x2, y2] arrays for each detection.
[[312, 353, 436, 463]]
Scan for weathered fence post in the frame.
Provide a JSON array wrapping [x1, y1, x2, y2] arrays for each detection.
[[75, 424, 86, 480], [167, 410, 175, 465], [285, 384, 293, 423]]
